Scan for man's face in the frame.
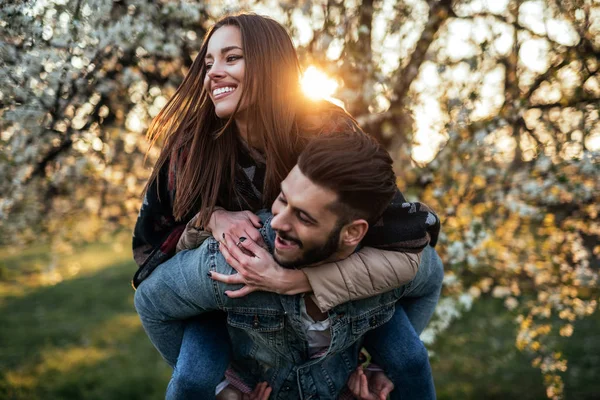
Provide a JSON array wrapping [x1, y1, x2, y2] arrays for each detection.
[[270, 166, 345, 268]]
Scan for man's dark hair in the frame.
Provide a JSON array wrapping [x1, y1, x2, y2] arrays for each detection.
[[297, 131, 397, 225]]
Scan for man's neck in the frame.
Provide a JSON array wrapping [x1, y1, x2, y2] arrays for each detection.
[[305, 245, 358, 269], [305, 296, 327, 321]]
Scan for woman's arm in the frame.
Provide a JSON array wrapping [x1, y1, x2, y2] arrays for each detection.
[[301, 248, 422, 312], [175, 209, 221, 253], [212, 191, 440, 311], [299, 192, 440, 311], [132, 159, 186, 288], [211, 196, 438, 311], [176, 208, 267, 254]]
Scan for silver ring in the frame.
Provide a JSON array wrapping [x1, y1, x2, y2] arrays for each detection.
[[235, 240, 242, 247]]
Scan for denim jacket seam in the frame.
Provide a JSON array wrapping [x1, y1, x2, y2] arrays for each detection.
[[259, 214, 275, 252], [207, 240, 226, 309]]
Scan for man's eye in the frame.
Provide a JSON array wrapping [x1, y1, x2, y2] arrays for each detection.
[[277, 196, 287, 204], [298, 214, 312, 225], [227, 55, 242, 62]]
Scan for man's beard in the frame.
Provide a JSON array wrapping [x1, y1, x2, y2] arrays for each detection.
[[274, 222, 344, 269]]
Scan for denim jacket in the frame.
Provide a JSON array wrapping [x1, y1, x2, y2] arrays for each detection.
[[204, 211, 402, 399]]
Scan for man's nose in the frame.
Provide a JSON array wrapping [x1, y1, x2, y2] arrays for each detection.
[[271, 211, 291, 232]]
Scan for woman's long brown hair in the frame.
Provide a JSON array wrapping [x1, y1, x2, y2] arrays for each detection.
[[144, 14, 310, 227]]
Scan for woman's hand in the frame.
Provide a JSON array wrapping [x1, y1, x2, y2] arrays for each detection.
[[347, 367, 394, 400], [206, 209, 266, 249], [211, 233, 311, 297]]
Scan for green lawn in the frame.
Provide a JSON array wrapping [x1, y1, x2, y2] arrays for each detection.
[[431, 297, 600, 400], [0, 240, 170, 400], [0, 240, 598, 399]]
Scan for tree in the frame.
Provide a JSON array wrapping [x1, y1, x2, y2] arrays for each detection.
[[1, 0, 209, 247]]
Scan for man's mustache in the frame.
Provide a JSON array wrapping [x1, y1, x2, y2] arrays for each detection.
[[275, 230, 303, 248]]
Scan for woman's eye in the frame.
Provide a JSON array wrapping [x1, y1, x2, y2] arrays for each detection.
[[277, 196, 287, 205], [205, 63, 213, 70], [227, 55, 242, 62]]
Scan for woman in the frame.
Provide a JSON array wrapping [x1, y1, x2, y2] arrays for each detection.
[[133, 13, 442, 400]]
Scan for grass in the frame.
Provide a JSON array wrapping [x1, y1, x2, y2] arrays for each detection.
[[1, 239, 598, 399], [0, 239, 170, 400], [430, 297, 600, 400]]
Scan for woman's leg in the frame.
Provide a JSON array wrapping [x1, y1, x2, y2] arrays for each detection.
[[363, 306, 436, 400], [398, 245, 445, 334], [361, 246, 444, 399], [133, 247, 222, 366], [166, 313, 232, 400]]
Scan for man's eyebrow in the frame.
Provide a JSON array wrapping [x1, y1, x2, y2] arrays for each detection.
[[280, 187, 319, 224], [205, 46, 243, 59]]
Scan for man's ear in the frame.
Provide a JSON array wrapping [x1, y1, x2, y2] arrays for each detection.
[[341, 219, 369, 247]]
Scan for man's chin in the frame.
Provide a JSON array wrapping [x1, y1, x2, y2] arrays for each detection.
[[274, 251, 301, 269]]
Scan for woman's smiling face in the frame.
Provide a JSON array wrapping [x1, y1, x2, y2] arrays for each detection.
[[203, 25, 247, 119]]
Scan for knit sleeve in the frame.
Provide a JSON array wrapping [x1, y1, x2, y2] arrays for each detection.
[[132, 159, 186, 288], [362, 189, 440, 251]]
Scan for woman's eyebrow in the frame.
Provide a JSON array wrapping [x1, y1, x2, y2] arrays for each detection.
[[205, 46, 243, 59], [220, 45, 242, 53]]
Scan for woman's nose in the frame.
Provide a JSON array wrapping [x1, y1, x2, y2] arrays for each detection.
[[207, 64, 225, 79]]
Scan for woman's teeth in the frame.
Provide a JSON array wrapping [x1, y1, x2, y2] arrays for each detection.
[[213, 87, 235, 96]]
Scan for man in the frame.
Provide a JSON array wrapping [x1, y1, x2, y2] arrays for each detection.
[[134, 132, 443, 399]]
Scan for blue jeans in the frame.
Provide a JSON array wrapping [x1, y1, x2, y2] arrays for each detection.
[[362, 244, 443, 400], [168, 307, 436, 400], [166, 314, 231, 400], [136, 241, 443, 399], [364, 306, 436, 400], [396, 244, 445, 335]]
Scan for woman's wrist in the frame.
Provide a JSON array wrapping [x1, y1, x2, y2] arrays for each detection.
[[277, 268, 312, 295], [206, 206, 225, 233]]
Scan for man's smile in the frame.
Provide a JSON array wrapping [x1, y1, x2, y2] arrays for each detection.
[[274, 232, 302, 251]]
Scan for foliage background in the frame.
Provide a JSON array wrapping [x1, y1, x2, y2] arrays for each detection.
[[1, 0, 598, 399]]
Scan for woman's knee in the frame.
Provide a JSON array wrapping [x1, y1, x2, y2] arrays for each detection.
[[134, 279, 172, 328], [168, 365, 220, 399], [404, 342, 431, 374], [133, 281, 150, 315], [374, 336, 430, 378]]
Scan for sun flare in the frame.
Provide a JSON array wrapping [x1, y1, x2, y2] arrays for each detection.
[[301, 66, 339, 100]]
